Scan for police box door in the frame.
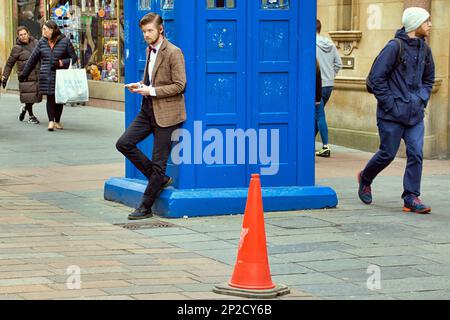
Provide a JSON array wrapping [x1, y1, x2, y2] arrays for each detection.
[[196, 0, 298, 188], [124, 0, 176, 180]]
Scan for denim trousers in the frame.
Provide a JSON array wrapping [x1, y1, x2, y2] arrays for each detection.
[[315, 86, 334, 146], [361, 118, 424, 201]]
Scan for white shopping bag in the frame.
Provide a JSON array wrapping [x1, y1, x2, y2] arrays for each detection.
[[55, 61, 89, 104]]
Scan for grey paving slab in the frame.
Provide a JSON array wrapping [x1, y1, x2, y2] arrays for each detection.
[[0, 295, 25, 300], [269, 263, 314, 275], [267, 242, 355, 255], [266, 226, 345, 236], [176, 240, 236, 251], [103, 285, 183, 295], [325, 266, 433, 283], [272, 251, 357, 263], [272, 273, 343, 286], [26, 192, 82, 201], [174, 283, 218, 292], [266, 216, 338, 229], [299, 258, 371, 272], [133, 227, 201, 237], [322, 294, 397, 300], [388, 290, 450, 300], [359, 255, 438, 267], [341, 246, 436, 258], [155, 234, 223, 244], [412, 264, 450, 276], [341, 237, 431, 248], [369, 276, 450, 294], [204, 231, 240, 241], [267, 233, 351, 245], [292, 283, 378, 297]]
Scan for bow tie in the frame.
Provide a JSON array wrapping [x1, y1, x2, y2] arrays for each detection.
[[149, 46, 157, 53]]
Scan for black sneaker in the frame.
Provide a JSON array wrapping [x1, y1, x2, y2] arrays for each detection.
[[316, 145, 331, 157], [357, 171, 372, 205], [27, 116, 40, 124], [128, 206, 153, 220], [18, 106, 26, 121]]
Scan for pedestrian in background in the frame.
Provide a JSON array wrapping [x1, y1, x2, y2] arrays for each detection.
[[116, 13, 187, 220], [2, 26, 42, 124], [358, 7, 435, 214], [316, 19, 342, 158], [20, 20, 77, 131]]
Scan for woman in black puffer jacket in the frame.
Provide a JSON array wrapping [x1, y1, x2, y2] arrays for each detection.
[[20, 20, 78, 131], [2, 26, 42, 124]]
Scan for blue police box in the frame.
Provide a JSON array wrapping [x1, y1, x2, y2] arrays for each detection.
[[104, 0, 338, 218]]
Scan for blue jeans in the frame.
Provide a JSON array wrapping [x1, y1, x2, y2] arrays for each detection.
[[315, 86, 334, 146], [361, 119, 424, 201]]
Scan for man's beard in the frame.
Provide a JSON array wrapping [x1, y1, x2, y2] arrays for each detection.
[[148, 34, 162, 46], [415, 27, 430, 38]]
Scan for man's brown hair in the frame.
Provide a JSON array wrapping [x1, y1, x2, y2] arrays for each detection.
[[139, 12, 164, 29], [17, 26, 30, 35], [316, 19, 322, 34]]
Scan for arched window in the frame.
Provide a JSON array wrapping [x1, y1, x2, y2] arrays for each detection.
[[327, 0, 362, 57], [338, 0, 359, 31]]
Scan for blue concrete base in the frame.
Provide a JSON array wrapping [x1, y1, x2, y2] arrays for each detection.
[[104, 178, 338, 219]]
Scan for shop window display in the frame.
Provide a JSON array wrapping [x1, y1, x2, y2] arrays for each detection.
[[14, 0, 46, 40], [47, 0, 124, 83]]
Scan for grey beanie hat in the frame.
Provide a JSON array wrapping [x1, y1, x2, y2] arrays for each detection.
[[402, 7, 430, 33]]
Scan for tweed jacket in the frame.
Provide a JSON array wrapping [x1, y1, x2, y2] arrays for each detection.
[[141, 39, 187, 127]]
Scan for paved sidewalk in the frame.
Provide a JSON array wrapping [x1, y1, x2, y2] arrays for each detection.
[[1, 93, 450, 300]]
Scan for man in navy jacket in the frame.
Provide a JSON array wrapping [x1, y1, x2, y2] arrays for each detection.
[[358, 7, 435, 214]]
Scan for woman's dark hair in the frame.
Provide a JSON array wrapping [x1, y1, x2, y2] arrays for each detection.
[[316, 19, 322, 34], [17, 26, 30, 35], [44, 20, 62, 40]]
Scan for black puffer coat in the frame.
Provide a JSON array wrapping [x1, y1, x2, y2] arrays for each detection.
[[3, 37, 42, 103], [21, 35, 78, 96]]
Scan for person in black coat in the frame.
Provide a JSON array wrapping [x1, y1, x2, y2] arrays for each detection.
[[2, 26, 42, 124], [316, 59, 322, 106], [20, 20, 78, 131]]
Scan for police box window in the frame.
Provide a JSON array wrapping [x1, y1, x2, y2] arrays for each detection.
[[207, 0, 236, 9], [262, 0, 290, 9], [162, 0, 174, 10]]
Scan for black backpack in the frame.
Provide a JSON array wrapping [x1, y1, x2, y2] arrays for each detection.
[[366, 38, 403, 94]]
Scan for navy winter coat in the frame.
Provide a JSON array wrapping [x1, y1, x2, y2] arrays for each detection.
[[369, 28, 435, 126], [21, 35, 78, 96]]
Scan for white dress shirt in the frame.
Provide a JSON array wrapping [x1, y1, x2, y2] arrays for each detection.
[[147, 41, 163, 97]]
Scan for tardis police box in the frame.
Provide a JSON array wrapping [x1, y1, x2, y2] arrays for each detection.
[[104, 0, 338, 218]]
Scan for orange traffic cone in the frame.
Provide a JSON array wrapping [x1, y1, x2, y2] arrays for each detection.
[[214, 174, 290, 299]]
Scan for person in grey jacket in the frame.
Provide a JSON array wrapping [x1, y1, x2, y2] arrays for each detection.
[[2, 26, 42, 124], [315, 19, 342, 157]]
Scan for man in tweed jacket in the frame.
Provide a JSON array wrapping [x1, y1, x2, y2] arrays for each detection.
[[116, 13, 187, 220]]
